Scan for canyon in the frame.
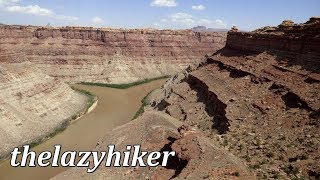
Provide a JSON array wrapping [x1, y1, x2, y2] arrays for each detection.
[[54, 18, 320, 179], [0, 27, 226, 162], [0, 26, 226, 83], [0, 80, 166, 179], [0, 17, 319, 180]]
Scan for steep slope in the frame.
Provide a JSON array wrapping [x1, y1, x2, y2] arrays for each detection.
[[0, 62, 90, 159], [147, 18, 320, 179], [53, 111, 254, 179], [0, 26, 226, 83], [0, 26, 226, 159]]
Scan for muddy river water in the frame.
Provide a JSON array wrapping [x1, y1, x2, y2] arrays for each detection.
[[0, 79, 166, 180]]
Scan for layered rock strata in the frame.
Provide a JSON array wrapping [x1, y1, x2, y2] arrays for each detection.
[[0, 62, 89, 159], [0, 26, 226, 83], [227, 17, 320, 72], [147, 18, 320, 179], [0, 26, 226, 159]]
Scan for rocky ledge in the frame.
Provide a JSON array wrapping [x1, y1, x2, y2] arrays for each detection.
[[227, 17, 320, 73], [53, 111, 254, 180], [146, 18, 319, 179]]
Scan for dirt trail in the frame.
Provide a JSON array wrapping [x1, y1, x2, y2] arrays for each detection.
[[0, 79, 166, 180]]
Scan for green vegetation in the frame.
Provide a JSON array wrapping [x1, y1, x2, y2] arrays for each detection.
[[223, 139, 228, 146], [281, 165, 300, 176], [77, 76, 170, 120], [242, 154, 251, 162], [29, 87, 97, 149], [14, 77, 166, 153], [249, 163, 261, 170], [231, 172, 240, 177], [71, 86, 96, 113], [79, 75, 170, 89], [132, 89, 155, 120], [29, 121, 69, 148], [266, 151, 274, 158]]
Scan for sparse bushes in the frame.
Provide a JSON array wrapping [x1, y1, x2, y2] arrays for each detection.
[[231, 171, 240, 177], [223, 139, 228, 146], [281, 164, 299, 176], [132, 89, 155, 120], [70, 86, 96, 113], [242, 155, 251, 162], [249, 163, 261, 170], [29, 121, 69, 148], [266, 152, 274, 158], [79, 76, 170, 89]]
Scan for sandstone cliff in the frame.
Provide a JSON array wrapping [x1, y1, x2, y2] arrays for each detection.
[[146, 18, 319, 179], [0, 62, 89, 159], [227, 17, 320, 73], [0, 26, 225, 160], [0, 26, 226, 83], [2, 18, 319, 179]]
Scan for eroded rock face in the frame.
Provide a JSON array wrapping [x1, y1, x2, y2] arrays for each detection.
[[0, 26, 226, 163], [227, 17, 320, 73], [0, 62, 88, 159], [147, 18, 320, 179], [2, 18, 319, 179], [0, 26, 226, 83], [53, 111, 254, 179]]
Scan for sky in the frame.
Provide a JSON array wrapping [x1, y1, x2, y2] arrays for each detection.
[[0, 0, 319, 31]]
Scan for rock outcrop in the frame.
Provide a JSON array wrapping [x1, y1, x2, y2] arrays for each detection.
[[227, 17, 320, 72], [0, 26, 226, 83], [147, 18, 320, 179], [53, 111, 254, 179], [0, 62, 89, 159]]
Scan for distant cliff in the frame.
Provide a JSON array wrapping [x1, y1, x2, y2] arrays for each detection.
[[0, 26, 226, 83]]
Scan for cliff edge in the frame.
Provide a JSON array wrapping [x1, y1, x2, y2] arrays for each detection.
[[0, 26, 226, 83], [147, 18, 319, 179]]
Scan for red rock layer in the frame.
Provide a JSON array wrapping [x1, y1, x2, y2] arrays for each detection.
[[227, 17, 320, 54], [148, 18, 320, 179], [0, 26, 226, 83]]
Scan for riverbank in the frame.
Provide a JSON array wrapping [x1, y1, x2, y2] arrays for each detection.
[[0, 79, 166, 180], [0, 87, 98, 162], [79, 76, 169, 120], [79, 76, 169, 89], [132, 89, 155, 120], [28, 87, 99, 148]]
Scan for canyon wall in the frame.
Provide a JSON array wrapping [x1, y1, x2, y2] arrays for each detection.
[[227, 21, 320, 54], [0, 25, 226, 158], [227, 17, 320, 73], [0, 62, 89, 158], [146, 18, 319, 179], [0, 26, 225, 159], [0, 26, 226, 83]]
